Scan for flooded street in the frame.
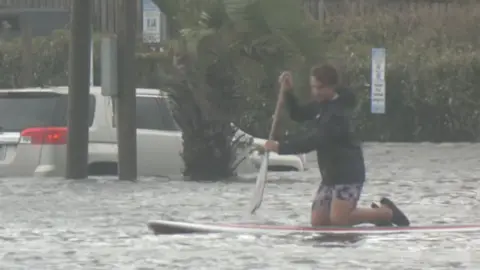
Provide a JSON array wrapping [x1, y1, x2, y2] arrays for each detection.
[[1, 143, 479, 269]]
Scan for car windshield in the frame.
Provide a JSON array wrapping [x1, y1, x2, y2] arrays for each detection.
[[0, 92, 95, 132], [0, 92, 65, 132]]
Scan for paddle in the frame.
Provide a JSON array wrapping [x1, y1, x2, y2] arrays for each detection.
[[248, 83, 285, 215]]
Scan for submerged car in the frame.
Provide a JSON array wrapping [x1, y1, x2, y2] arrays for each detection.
[[0, 87, 306, 178]]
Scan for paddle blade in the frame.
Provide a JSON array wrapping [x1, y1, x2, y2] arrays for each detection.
[[248, 152, 269, 214]]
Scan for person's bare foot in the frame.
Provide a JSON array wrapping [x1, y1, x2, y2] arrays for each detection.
[[380, 198, 410, 226], [371, 202, 393, 227]]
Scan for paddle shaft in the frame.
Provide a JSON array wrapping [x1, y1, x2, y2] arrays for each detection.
[[248, 90, 285, 215], [268, 91, 285, 140]]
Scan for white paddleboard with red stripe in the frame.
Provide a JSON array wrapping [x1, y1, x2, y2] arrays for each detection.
[[148, 219, 480, 235]]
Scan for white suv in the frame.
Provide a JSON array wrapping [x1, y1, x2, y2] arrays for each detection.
[[0, 86, 306, 178]]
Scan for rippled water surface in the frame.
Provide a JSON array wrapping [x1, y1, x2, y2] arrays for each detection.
[[1, 143, 480, 269]]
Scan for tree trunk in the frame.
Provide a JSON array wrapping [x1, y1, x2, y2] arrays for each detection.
[[181, 121, 235, 181]]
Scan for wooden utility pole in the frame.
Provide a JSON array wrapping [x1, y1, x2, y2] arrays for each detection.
[[66, 0, 92, 179], [116, 0, 137, 180]]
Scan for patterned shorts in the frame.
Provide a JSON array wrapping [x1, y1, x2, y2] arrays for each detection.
[[311, 183, 364, 211]]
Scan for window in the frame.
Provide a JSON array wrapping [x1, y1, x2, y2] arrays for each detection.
[[0, 92, 96, 132], [136, 96, 179, 131], [0, 15, 20, 31]]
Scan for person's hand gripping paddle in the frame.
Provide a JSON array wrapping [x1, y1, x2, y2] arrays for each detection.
[[248, 72, 292, 215]]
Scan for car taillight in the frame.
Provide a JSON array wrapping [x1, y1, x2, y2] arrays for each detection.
[[20, 127, 68, 145]]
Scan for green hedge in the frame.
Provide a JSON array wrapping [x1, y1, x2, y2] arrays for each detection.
[[0, 30, 70, 88], [320, 3, 480, 142], [1, 3, 480, 142]]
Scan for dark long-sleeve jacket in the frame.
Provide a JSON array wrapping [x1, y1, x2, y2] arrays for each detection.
[[278, 88, 365, 185]]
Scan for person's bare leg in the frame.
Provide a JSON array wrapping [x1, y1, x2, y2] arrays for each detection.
[[310, 184, 332, 226], [328, 183, 392, 226], [330, 198, 393, 226], [311, 204, 330, 226], [370, 202, 393, 226], [330, 197, 393, 226], [348, 205, 392, 225]]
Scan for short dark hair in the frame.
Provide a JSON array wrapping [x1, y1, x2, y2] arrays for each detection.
[[310, 64, 338, 86]]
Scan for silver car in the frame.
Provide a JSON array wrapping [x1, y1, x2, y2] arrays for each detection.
[[0, 87, 306, 178]]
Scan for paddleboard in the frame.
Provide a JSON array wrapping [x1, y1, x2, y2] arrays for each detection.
[[148, 219, 480, 235]]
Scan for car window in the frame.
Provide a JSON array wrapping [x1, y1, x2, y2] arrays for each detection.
[[0, 92, 95, 132], [136, 96, 179, 131]]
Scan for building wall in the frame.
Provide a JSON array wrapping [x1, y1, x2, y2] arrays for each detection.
[[0, 0, 71, 9], [0, 0, 145, 34]]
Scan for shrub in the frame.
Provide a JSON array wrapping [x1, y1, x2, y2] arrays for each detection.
[[316, 2, 480, 142], [1, 1, 480, 143]]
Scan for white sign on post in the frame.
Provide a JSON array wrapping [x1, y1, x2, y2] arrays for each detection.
[[142, 0, 163, 43], [371, 48, 386, 114]]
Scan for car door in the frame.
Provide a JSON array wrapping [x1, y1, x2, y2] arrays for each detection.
[[135, 95, 184, 177]]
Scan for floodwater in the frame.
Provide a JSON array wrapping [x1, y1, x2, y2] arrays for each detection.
[[1, 143, 479, 270]]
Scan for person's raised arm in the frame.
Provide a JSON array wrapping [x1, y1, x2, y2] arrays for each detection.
[[280, 71, 317, 122]]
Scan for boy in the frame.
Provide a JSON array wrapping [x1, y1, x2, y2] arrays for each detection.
[[263, 65, 409, 227]]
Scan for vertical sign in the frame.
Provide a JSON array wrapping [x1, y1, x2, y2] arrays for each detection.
[[90, 25, 94, 86], [142, 0, 162, 43], [371, 48, 386, 114]]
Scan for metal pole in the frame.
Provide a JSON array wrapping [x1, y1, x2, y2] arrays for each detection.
[[116, 0, 137, 180], [66, 0, 92, 179], [318, 0, 325, 23], [90, 24, 94, 86]]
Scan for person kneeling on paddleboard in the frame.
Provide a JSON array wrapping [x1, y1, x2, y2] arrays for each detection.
[[263, 64, 410, 227]]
